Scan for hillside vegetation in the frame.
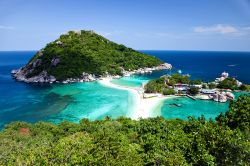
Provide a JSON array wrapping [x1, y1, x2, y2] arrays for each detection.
[[144, 74, 201, 95], [0, 95, 249, 165], [24, 30, 163, 80]]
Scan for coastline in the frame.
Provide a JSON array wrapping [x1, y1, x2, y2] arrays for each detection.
[[99, 78, 177, 119], [11, 63, 172, 84]]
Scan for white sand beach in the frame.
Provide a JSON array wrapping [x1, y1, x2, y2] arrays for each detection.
[[99, 78, 175, 119]]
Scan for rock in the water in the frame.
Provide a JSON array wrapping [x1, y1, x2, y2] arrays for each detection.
[[11, 69, 56, 83]]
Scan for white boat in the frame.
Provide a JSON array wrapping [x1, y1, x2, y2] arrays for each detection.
[[124, 73, 131, 77]]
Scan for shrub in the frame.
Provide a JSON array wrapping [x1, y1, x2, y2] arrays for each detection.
[[188, 87, 199, 95], [217, 77, 238, 90], [162, 88, 176, 95], [216, 95, 250, 131]]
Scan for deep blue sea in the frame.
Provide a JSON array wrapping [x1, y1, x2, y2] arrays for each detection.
[[141, 50, 250, 84], [0, 50, 249, 129]]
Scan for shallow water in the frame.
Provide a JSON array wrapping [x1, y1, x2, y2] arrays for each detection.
[[48, 82, 131, 123], [160, 97, 228, 120]]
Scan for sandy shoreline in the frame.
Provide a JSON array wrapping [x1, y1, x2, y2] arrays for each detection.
[[99, 78, 176, 119]]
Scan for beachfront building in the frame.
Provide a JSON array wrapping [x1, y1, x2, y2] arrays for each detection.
[[190, 84, 203, 89], [201, 89, 216, 94], [174, 83, 189, 92]]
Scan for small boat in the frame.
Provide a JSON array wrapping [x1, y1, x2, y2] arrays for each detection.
[[169, 103, 182, 107], [174, 103, 182, 107], [178, 70, 182, 74], [124, 73, 131, 77]]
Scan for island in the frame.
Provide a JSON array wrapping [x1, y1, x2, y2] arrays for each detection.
[[11, 30, 171, 83], [143, 72, 250, 103]]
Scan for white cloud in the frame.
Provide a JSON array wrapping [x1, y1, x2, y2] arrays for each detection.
[[193, 24, 238, 34], [0, 25, 14, 30]]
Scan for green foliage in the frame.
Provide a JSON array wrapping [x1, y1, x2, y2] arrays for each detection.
[[217, 77, 238, 90], [144, 74, 192, 95], [208, 83, 217, 89], [168, 73, 190, 85], [26, 30, 163, 80], [239, 84, 250, 91], [162, 88, 176, 95], [188, 87, 199, 95], [217, 78, 250, 91], [144, 77, 176, 95], [0, 96, 249, 165], [144, 77, 167, 93], [189, 79, 202, 85], [216, 95, 250, 131]]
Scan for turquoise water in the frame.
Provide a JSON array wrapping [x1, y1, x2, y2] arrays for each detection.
[[0, 81, 132, 128], [48, 82, 132, 123], [161, 97, 228, 120], [111, 75, 150, 87]]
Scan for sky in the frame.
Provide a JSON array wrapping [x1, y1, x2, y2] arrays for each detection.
[[0, 0, 250, 51]]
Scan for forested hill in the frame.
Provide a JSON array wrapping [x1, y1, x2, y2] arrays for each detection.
[[0, 95, 249, 165], [19, 30, 163, 81]]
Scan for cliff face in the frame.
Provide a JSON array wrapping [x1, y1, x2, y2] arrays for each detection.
[[12, 30, 168, 83]]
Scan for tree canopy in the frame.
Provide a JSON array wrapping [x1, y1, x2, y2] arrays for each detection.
[[217, 77, 239, 90], [144, 74, 202, 95], [216, 95, 250, 131]]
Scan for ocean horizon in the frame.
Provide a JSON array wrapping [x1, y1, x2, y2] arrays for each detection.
[[0, 50, 249, 129]]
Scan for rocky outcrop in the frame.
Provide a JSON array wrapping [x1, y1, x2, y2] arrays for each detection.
[[209, 91, 235, 103], [81, 72, 96, 82], [11, 53, 58, 83], [12, 69, 56, 83], [38, 51, 43, 57], [32, 59, 42, 68], [27, 71, 56, 83], [61, 74, 97, 84], [51, 58, 60, 67], [11, 68, 99, 84], [122, 63, 172, 77], [12, 62, 172, 84], [225, 92, 235, 100]]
